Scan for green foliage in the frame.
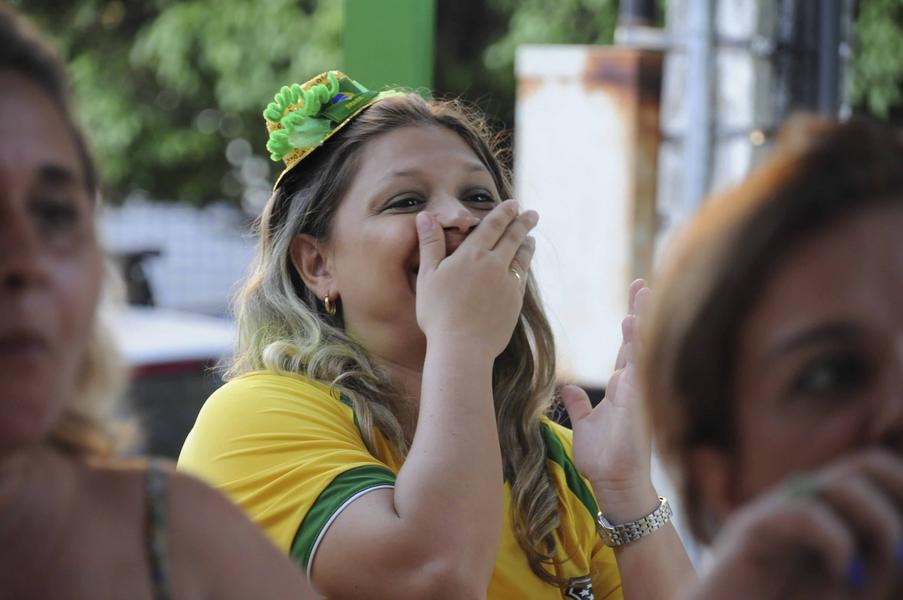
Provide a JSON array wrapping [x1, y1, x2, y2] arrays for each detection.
[[850, 0, 902, 118], [434, 0, 621, 128], [484, 0, 618, 70], [13, 0, 341, 205], [12, 0, 899, 206]]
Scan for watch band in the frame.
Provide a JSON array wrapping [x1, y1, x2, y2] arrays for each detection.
[[596, 496, 673, 547]]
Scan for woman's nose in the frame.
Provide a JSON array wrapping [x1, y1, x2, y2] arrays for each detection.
[[0, 209, 49, 292], [433, 197, 480, 233], [867, 341, 903, 451]]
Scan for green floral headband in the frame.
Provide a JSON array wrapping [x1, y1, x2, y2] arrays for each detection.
[[263, 70, 403, 188]]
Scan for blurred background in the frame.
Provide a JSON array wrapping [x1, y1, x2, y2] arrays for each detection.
[[12, 0, 901, 460]]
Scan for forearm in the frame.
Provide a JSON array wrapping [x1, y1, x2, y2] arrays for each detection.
[[596, 483, 697, 599], [392, 338, 504, 574]]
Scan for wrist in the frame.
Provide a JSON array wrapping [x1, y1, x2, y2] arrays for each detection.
[[424, 329, 498, 363], [596, 496, 674, 548], [424, 336, 495, 375], [593, 481, 658, 524]]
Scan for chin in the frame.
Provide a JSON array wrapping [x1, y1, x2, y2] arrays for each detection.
[[0, 388, 60, 454]]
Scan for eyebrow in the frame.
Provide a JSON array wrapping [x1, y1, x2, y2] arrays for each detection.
[[37, 163, 83, 187], [762, 321, 863, 366]]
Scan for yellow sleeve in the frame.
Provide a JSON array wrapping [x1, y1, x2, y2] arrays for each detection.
[[177, 372, 396, 575]]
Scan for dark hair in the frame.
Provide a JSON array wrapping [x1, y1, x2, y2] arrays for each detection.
[[0, 4, 98, 195], [234, 93, 576, 586], [642, 116, 903, 541]]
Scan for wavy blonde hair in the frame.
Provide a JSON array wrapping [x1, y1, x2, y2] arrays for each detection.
[[230, 94, 578, 586]]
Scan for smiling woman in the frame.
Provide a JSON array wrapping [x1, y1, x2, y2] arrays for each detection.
[[0, 6, 314, 598], [179, 70, 694, 598]]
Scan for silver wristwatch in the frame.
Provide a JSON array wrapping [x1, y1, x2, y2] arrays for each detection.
[[596, 496, 673, 547]]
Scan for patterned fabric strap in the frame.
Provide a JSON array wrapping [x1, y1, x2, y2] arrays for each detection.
[[146, 460, 173, 600]]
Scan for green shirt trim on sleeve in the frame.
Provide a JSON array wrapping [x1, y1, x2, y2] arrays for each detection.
[[541, 422, 600, 519], [290, 464, 397, 572]]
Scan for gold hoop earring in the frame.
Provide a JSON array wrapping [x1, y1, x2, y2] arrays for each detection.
[[323, 294, 337, 316]]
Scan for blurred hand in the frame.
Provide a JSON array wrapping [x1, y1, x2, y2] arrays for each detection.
[[562, 279, 657, 518], [689, 449, 903, 600]]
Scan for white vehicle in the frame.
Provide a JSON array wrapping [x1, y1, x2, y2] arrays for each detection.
[[109, 306, 235, 458]]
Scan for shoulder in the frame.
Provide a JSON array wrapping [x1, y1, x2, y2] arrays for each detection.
[[206, 370, 343, 413], [180, 370, 354, 465], [85, 459, 228, 524], [161, 464, 316, 598]]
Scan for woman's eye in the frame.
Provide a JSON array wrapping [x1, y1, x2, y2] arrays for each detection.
[[790, 351, 870, 401], [32, 197, 80, 232], [464, 192, 496, 207], [384, 196, 424, 211]]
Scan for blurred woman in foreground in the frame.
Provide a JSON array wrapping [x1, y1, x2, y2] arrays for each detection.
[[0, 6, 313, 598], [643, 117, 903, 599]]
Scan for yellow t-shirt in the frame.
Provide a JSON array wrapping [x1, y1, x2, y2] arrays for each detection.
[[178, 371, 622, 599]]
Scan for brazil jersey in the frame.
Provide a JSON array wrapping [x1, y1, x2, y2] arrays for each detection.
[[178, 371, 622, 599]]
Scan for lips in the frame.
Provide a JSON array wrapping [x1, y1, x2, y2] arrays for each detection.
[[0, 330, 51, 361]]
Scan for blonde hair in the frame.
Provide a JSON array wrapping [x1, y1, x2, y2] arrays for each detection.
[[641, 116, 903, 541], [231, 94, 576, 586]]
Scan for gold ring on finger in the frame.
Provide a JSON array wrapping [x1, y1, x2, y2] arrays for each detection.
[[510, 268, 522, 283]]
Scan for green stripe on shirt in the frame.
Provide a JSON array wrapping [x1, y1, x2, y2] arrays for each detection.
[[541, 423, 600, 518], [290, 464, 397, 569]]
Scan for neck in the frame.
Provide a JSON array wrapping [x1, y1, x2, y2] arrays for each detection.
[[371, 353, 423, 442], [0, 445, 78, 561]]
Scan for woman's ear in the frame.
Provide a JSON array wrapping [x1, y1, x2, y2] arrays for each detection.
[[289, 233, 334, 300], [688, 446, 740, 523]]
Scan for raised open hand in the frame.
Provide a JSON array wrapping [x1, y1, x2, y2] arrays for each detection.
[[561, 279, 656, 516]]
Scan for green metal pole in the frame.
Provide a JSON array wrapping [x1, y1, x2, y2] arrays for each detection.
[[343, 0, 435, 92]]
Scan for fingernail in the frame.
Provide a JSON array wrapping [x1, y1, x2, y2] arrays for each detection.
[[846, 556, 865, 591], [416, 212, 431, 233]]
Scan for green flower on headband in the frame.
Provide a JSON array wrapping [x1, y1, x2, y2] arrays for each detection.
[[286, 118, 333, 149], [264, 71, 341, 161]]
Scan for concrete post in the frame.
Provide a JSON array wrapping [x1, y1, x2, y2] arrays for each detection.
[[515, 45, 662, 386]]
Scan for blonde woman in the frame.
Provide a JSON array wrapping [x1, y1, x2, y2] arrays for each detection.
[[0, 6, 313, 598], [179, 71, 693, 598]]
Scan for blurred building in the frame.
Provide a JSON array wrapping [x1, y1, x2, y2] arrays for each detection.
[[101, 196, 252, 457], [101, 195, 255, 316]]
